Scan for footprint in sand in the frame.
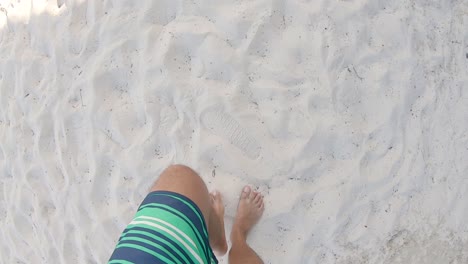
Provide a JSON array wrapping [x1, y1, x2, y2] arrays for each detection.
[[201, 109, 261, 159]]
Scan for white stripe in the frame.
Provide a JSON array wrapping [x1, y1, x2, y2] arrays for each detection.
[[135, 215, 198, 249], [130, 220, 204, 264]]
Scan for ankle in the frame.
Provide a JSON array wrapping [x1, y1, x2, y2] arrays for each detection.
[[230, 226, 247, 243]]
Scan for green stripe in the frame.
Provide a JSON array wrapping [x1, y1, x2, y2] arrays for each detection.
[[148, 193, 209, 238], [135, 216, 197, 249], [108, 260, 134, 264], [116, 242, 176, 264], [121, 229, 192, 264], [138, 203, 208, 256], [128, 220, 198, 256], [152, 193, 211, 260], [146, 193, 208, 241], [120, 236, 183, 263], [137, 204, 205, 245]]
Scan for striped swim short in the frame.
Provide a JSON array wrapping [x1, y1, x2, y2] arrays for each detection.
[[108, 191, 218, 264]]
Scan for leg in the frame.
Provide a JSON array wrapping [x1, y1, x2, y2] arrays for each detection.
[[150, 164, 228, 255], [229, 186, 265, 264]]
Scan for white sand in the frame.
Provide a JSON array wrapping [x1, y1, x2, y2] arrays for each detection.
[[1, 0, 468, 263]]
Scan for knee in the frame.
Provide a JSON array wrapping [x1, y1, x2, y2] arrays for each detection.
[[153, 164, 207, 192], [165, 164, 197, 176], [161, 164, 201, 182]]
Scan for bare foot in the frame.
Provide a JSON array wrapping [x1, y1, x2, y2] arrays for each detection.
[[231, 186, 265, 241], [208, 191, 228, 256]]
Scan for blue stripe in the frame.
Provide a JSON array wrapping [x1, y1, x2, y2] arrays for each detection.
[[139, 191, 212, 259], [124, 232, 186, 264], [140, 191, 207, 231], [109, 190, 218, 264], [109, 239, 177, 264], [128, 226, 195, 264], [139, 203, 205, 241], [147, 191, 217, 264], [118, 227, 131, 242], [140, 204, 209, 258]]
